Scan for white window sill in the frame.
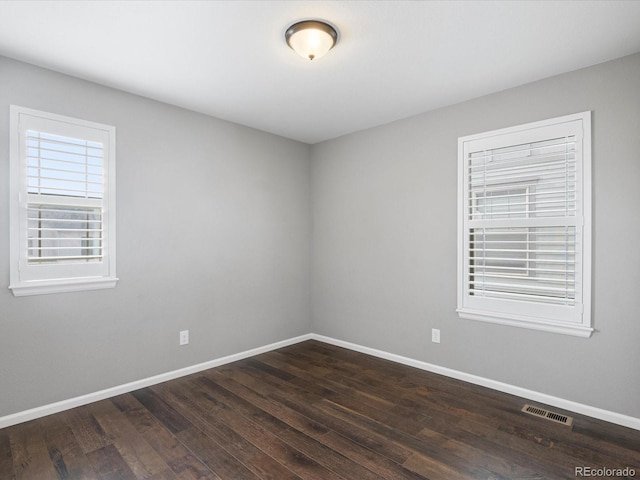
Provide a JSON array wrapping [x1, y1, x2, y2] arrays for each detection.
[[457, 308, 594, 338], [9, 277, 119, 297]]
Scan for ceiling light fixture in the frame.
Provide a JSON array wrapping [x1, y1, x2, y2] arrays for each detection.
[[285, 20, 338, 61]]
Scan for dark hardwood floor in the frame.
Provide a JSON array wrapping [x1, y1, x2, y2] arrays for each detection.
[[2, 340, 639, 479]]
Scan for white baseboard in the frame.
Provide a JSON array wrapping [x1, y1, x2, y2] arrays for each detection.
[[310, 334, 640, 431], [0, 334, 313, 429], [1, 331, 638, 432]]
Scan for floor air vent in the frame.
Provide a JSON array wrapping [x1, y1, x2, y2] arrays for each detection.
[[522, 404, 573, 426]]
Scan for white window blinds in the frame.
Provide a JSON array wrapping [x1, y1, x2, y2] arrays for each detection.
[[27, 131, 105, 265], [457, 113, 592, 337]]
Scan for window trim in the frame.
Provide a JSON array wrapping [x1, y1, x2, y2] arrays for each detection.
[[457, 112, 592, 337], [9, 105, 118, 296]]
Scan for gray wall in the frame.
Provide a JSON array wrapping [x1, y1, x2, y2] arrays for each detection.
[[311, 53, 640, 419], [0, 57, 312, 417], [2, 52, 639, 422]]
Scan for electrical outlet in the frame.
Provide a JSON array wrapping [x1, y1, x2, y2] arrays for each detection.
[[431, 328, 441, 344], [179, 330, 189, 346]]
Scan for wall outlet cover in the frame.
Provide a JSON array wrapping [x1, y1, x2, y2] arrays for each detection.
[[431, 328, 441, 344]]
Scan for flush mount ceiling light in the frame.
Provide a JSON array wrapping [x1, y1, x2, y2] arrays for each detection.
[[285, 20, 338, 61]]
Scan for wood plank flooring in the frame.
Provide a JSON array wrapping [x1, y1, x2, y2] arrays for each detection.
[[2, 340, 639, 479]]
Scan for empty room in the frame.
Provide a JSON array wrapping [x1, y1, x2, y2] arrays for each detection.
[[1, 1, 639, 479]]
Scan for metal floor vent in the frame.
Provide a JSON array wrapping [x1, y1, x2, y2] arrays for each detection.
[[522, 404, 573, 426]]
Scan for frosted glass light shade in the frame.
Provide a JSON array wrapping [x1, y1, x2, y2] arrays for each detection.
[[285, 20, 338, 61]]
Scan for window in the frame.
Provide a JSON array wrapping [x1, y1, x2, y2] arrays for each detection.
[[457, 112, 592, 337], [9, 106, 117, 296]]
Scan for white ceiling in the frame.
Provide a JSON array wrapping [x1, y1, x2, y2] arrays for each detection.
[[1, 1, 640, 144]]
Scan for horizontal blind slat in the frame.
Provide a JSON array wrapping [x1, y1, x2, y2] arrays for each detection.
[[28, 255, 102, 262], [469, 280, 574, 293], [468, 289, 575, 305], [29, 246, 103, 252]]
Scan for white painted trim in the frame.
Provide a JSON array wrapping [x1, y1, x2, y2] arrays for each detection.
[[1, 332, 638, 432], [457, 111, 593, 335], [9, 105, 117, 296], [310, 334, 640, 431], [457, 309, 593, 338], [0, 334, 313, 429], [9, 276, 119, 297]]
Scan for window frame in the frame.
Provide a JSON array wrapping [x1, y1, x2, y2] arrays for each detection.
[[457, 112, 592, 337], [9, 105, 118, 296]]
